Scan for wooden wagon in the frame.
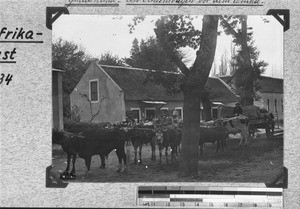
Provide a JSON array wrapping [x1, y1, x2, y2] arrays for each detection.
[[242, 105, 275, 138], [248, 116, 274, 138], [220, 105, 275, 138]]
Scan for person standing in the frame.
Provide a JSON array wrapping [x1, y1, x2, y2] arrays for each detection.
[[233, 103, 243, 116]]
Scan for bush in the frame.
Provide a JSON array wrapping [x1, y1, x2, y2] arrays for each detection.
[[70, 104, 81, 122], [64, 120, 113, 134]]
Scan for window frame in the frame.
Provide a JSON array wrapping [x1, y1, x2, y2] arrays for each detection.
[[175, 107, 183, 118], [145, 107, 156, 120], [89, 79, 99, 103], [211, 107, 218, 119], [130, 108, 141, 123]]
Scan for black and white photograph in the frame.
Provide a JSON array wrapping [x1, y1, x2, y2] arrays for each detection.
[[51, 15, 284, 183]]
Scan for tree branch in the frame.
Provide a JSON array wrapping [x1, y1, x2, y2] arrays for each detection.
[[169, 52, 190, 76], [89, 96, 105, 123], [154, 40, 190, 76], [190, 16, 219, 88], [80, 92, 106, 123], [219, 15, 241, 42]]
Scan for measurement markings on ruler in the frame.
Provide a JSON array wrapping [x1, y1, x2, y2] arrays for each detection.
[[137, 186, 283, 208]]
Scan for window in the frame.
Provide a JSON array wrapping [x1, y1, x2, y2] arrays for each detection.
[[274, 99, 277, 112], [212, 108, 218, 119], [130, 108, 141, 123], [145, 108, 156, 120], [89, 79, 99, 102], [175, 107, 183, 118], [267, 99, 270, 112], [160, 107, 169, 116], [281, 98, 283, 112]]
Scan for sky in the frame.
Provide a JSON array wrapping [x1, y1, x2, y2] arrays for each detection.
[[53, 15, 283, 79]]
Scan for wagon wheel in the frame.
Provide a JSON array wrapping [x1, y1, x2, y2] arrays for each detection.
[[249, 124, 255, 139], [271, 121, 275, 136]]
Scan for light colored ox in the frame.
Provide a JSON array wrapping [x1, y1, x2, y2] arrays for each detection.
[[215, 115, 251, 147]]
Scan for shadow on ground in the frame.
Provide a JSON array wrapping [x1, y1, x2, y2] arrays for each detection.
[[52, 135, 283, 183]]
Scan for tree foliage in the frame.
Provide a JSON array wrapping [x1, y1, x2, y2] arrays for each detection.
[[125, 36, 183, 94], [220, 15, 268, 105], [52, 38, 125, 118], [98, 52, 125, 66], [52, 38, 91, 95], [128, 15, 219, 177], [232, 41, 268, 103], [126, 37, 178, 72], [127, 16, 207, 95], [128, 16, 146, 34], [52, 38, 91, 118], [127, 16, 222, 115], [154, 16, 202, 51]]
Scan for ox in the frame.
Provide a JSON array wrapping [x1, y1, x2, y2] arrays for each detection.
[[155, 126, 182, 164], [199, 126, 227, 155], [215, 115, 250, 146], [126, 126, 156, 164], [52, 128, 127, 178]]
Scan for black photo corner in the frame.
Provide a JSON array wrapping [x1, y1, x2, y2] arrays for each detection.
[[46, 7, 69, 30]]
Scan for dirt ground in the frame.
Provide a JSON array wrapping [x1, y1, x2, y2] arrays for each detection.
[[52, 133, 283, 183]]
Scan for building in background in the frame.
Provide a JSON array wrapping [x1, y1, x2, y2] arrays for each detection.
[[52, 68, 64, 130], [70, 61, 239, 124], [254, 76, 283, 121], [220, 75, 283, 121]]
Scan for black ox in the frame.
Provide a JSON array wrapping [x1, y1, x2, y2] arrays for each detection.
[[53, 128, 127, 179], [199, 126, 227, 155], [125, 126, 156, 164], [155, 126, 182, 164]]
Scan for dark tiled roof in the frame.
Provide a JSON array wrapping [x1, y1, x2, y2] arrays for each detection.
[[220, 75, 283, 94], [206, 77, 239, 102], [100, 65, 238, 102], [257, 76, 283, 93]]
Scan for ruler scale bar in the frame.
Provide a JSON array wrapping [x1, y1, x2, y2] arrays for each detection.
[[170, 198, 204, 202], [137, 186, 283, 208]]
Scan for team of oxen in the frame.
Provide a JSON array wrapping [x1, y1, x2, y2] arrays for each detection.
[[52, 115, 250, 180]]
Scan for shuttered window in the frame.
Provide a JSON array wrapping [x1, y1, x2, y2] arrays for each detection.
[[90, 80, 98, 102]]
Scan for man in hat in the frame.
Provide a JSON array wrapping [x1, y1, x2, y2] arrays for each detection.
[[233, 103, 243, 116], [172, 110, 179, 125]]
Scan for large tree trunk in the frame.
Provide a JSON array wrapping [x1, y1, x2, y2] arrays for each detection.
[[240, 16, 252, 68], [202, 92, 212, 121], [179, 89, 201, 177], [178, 16, 219, 177], [239, 15, 254, 106]]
